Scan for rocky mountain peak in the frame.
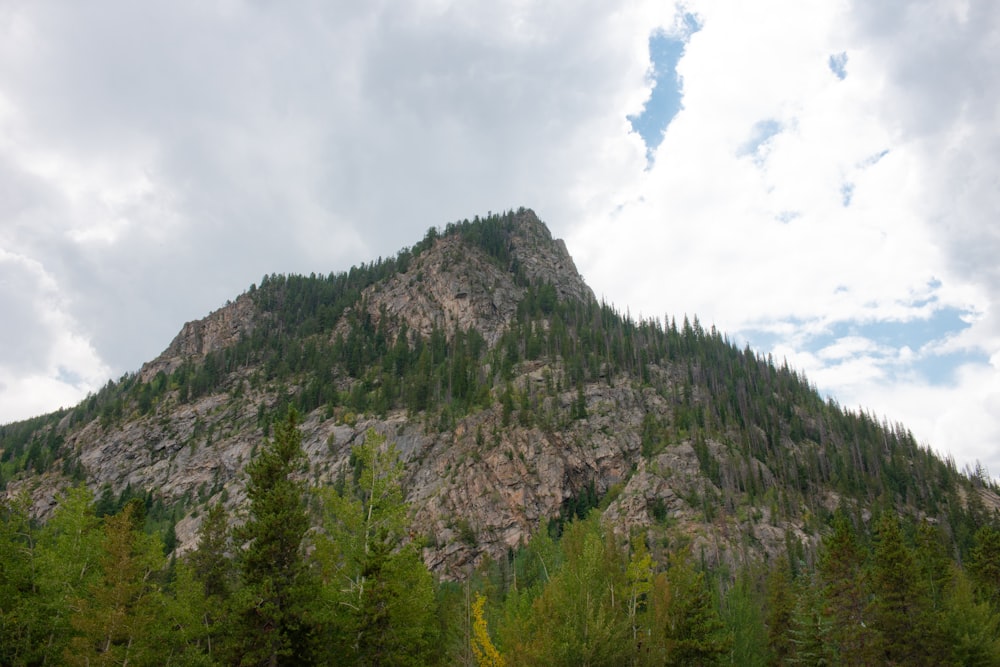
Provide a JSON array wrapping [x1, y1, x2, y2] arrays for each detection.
[[506, 208, 594, 304], [140, 293, 257, 382], [350, 208, 594, 347], [5, 207, 994, 585]]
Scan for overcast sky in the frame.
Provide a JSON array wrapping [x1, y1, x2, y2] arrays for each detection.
[[2, 1, 998, 478]]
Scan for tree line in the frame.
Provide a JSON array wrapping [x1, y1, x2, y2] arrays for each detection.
[[3, 412, 1000, 665]]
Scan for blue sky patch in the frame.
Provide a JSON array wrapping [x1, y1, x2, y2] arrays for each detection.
[[739, 119, 783, 163], [829, 52, 848, 80], [841, 182, 854, 206], [57, 366, 84, 387], [860, 149, 889, 167], [736, 306, 985, 387], [798, 308, 976, 366], [628, 14, 702, 165], [911, 349, 986, 385], [840, 306, 972, 350]]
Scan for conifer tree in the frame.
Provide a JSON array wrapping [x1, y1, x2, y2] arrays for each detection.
[[818, 512, 872, 665], [65, 499, 167, 666], [231, 408, 316, 666], [764, 557, 795, 664], [969, 524, 1000, 610], [190, 501, 235, 601], [785, 574, 829, 666], [867, 513, 941, 665], [176, 501, 236, 661], [654, 551, 731, 667], [944, 564, 1000, 666]]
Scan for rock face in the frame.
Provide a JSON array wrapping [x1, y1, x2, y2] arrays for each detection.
[[9, 210, 622, 574], [505, 209, 593, 304], [18, 372, 806, 578], [140, 293, 258, 381], [355, 209, 594, 346], [359, 233, 523, 346], [6, 208, 987, 579]]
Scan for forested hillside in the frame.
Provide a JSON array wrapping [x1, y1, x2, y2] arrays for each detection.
[[2, 208, 999, 664]]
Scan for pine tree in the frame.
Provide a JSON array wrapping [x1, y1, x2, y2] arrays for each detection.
[[818, 512, 872, 665], [764, 557, 795, 664], [64, 499, 167, 666], [189, 501, 235, 601], [785, 574, 829, 666], [231, 408, 316, 666], [867, 513, 939, 666], [944, 564, 1000, 666], [177, 501, 236, 661], [969, 524, 1000, 610], [642, 549, 731, 667]]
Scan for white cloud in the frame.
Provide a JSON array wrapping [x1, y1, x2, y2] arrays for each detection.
[[1, 0, 997, 479], [0, 249, 110, 423], [569, 0, 1000, 476]]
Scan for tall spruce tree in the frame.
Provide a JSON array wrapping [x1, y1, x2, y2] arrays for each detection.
[[231, 408, 317, 666], [656, 551, 732, 667], [819, 512, 872, 665], [969, 524, 1000, 610], [867, 513, 941, 666], [65, 499, 167, 666]]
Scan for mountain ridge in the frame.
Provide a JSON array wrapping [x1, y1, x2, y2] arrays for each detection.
[[2, 207, 997, 578]]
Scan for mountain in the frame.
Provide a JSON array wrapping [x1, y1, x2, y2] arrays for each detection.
[[2, 207, 998, 579]]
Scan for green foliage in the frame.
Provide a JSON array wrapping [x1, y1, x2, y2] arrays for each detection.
[[867, 513, 950, 665], [312, 428, 439, 665], [722, 566, 770, 667], [764, 557, 796, 664], [649, 550, 732, 666], [944, 565, 1000, 666], [230, 407, 318, 665], [504, 515, 633, 665], [819, 511, 873, 664], [33, 486, 105, 663], [0, 412, 70, 489], [640, 413, 668, 458], [4, 481, 1000, 665], [6, 208, 1000, 665], [0, 494, 47, 665], [65, 500, 167, 666], [969, 524, 1000, 610]]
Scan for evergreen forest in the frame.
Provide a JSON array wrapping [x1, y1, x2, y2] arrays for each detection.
[[2, 209, 1000, 665], [2, 412, 1000, 665]]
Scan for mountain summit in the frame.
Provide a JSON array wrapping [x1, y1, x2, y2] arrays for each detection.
[[2, 208, 997, 578]]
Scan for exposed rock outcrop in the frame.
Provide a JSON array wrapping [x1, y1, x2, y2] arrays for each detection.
[[7, 208, 988, 582], [140, 293, 258, 381], [355, 209, 594, 346]]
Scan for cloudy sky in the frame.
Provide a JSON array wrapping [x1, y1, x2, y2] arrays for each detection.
[[2, 1, 998, 477]]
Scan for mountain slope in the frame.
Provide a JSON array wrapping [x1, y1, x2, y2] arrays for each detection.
[[1, 207, 997, 577]]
